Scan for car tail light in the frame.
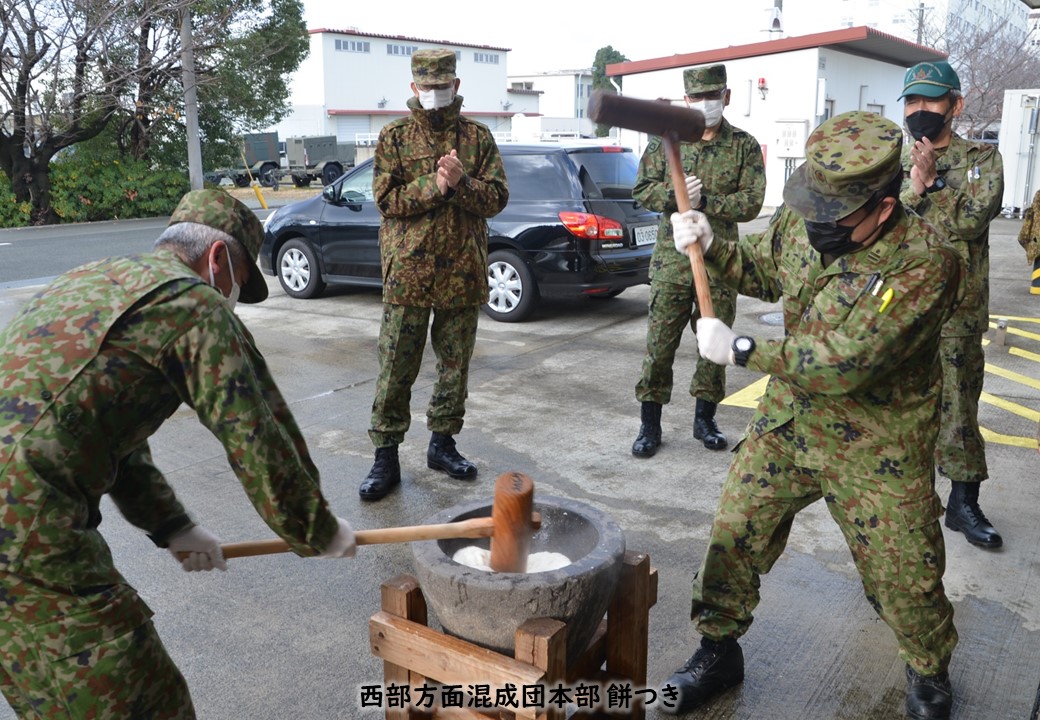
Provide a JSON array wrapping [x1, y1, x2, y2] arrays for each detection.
[[558, 211, 625, 240]]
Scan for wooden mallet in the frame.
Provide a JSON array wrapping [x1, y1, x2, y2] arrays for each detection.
[[489, 471, 535, 573], [177, 474, 541, 565], [587, 91, 713, 316]]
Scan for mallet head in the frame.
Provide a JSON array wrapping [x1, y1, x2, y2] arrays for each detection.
[[587, 90, 705, 144]]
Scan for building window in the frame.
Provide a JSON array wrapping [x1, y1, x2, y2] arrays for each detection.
[[455, 51, 462, 61], [387, 44, 418, 56], [335, 39, 370, 53], [474, 52, 499, 64]]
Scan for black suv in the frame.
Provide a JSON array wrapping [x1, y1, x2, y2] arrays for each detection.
[[259, 142, 660, 322]]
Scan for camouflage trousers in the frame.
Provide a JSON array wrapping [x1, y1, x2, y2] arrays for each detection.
[[0, 578, 195, 719], [369, 303, 479, 448], [635, 279, 736, 405], [691, 424, 957, 675], [934, 334, 988, 484]]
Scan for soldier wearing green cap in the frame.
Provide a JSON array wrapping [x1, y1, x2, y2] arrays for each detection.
[[630, 62, 765, 458], [360, 48, 509, 501], [898, 60, 1006, 551], [0, 188, 356, 717], [658, 112, 963, 720]]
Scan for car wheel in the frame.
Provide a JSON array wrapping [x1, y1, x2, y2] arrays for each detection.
[[485, 249, 538, 322], [276, 239, 326, 299], [589, 288, 626, 299], [233, 174, 251, 188], [292, 176, 311, 188]]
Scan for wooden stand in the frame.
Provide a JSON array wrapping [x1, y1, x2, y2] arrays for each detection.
[[369, 551, 657, 719]]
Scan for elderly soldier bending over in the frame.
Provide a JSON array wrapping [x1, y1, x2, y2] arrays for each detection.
[[659, 112, 964, 720], [898, 60, 1005, 550], [0, 190, 355, 718], [359, 48, 509, 501]]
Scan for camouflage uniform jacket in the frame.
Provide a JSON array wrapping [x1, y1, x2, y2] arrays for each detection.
[[705, 205, 964, 478], [0, 250, 338, 596], [1017, 188, 1040, 264], [900, 133, 1003, 337], [374, 95, 509, 308], [633, 117, 765, 285]]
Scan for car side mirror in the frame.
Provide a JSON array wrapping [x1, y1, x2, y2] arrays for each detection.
[[322, 184, 338, 202]]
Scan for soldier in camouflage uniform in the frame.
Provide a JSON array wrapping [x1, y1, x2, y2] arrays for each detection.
[[0, 189, 356, 718], [898, 61, 1005, 550], [1017, 188, 1040, 294], [359, 49, 509, 501], [659, 113, 964, 720], [631, 64, 765, 457]]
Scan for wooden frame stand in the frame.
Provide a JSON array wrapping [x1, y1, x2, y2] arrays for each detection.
[[369, 551, 658, 719]]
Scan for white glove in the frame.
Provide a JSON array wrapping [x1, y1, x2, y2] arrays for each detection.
[[168, 525, 226, 572], [318, 517, 356, 559], [684, 175, 703, 209], [671, 210, 714, 255], [696, 318, 739, 366]]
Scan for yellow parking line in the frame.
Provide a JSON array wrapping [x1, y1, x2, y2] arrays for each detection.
[[1009, 346, 1040, 363], [989, 315, 1040, 324], [980, 427, 1037, 449], [722, 375, 770, 408], [980, 391, 1040, 421], [984, 363, 1040, 391]]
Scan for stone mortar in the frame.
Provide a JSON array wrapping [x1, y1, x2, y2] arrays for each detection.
[[412, 495, 625, 666]]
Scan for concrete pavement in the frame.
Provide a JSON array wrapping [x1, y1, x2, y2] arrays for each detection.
[[0, 212, 1037, 720]]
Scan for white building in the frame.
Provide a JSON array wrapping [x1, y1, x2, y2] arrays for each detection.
[[507, 70, 596, 138], [607, 26, 944, 208], [265, 28, 531, 145]]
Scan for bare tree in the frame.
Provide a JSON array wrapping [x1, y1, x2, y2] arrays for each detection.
[[0, 0, 307, 224], [0, 0, 147, 223], [910, 3, 1040, 138]]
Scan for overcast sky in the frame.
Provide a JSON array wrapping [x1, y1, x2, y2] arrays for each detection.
[[301, 0, 787, 74]]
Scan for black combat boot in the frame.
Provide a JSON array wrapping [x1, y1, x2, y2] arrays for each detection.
[[945, 481, 1002, 549], [693, 399, 727, 451], [359, 446, 401, 501], [631, 401, 662, 458], [659, 637, 744, 715], [427, 432, 477, 479], [905, 666, 953, 720]]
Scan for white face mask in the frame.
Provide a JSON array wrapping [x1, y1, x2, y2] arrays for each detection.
[[209, 245, 241, 312], [418, 87, 454, 110], [688, 98, 725, 128]]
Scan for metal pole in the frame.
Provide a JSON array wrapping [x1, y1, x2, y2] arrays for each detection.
[[180, 6, 204, 190]]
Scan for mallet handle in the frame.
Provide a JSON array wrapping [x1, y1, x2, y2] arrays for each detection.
[[662, 132, 715, 318], [176, 514, 542, 560]]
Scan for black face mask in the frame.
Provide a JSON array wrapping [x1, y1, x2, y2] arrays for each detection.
[[804, 219, 859, 258], [905, 109, 949, 142]]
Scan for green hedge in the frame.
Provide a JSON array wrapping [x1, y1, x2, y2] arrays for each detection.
[[0, 157, 191, 228]]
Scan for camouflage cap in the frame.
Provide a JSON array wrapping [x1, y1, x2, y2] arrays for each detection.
[[899, 60, 960, 100], [412, 49, 456, 86], [684, 64, 727, 95], [783, 111, 903, 223], [168, 189, 268, 303]]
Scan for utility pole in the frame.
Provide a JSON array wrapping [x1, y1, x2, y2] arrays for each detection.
[[180, 5, 204, 190], [917, 2, 925, 44]]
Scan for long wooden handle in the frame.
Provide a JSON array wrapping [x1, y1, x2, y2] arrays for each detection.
[[179, 514, 542, 561], [662, 132, 714, 318]]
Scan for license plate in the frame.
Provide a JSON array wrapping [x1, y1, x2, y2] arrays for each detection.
[[634, 225, 657, 246]]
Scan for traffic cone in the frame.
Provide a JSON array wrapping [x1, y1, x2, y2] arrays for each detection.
[[1032, 257, 1040, 295]]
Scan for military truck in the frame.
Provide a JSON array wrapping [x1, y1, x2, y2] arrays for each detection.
[[206, 132, 356, 188]]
